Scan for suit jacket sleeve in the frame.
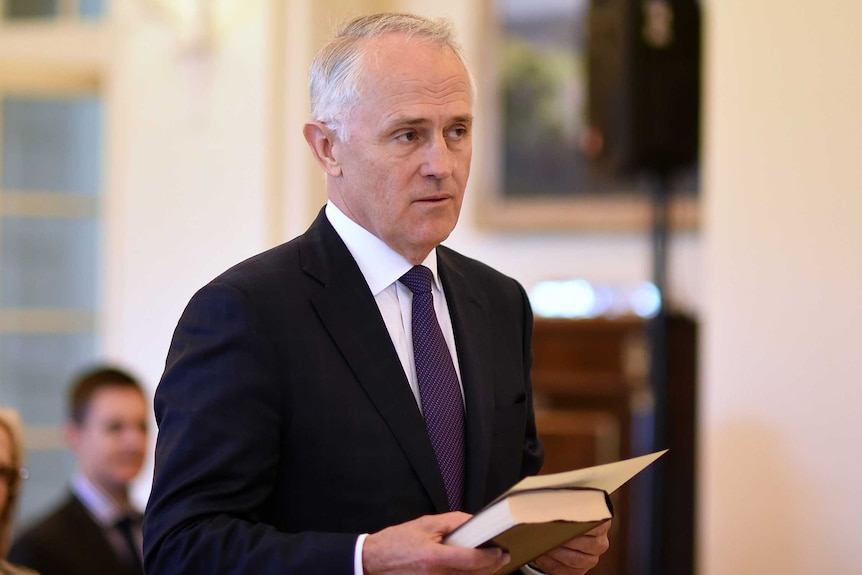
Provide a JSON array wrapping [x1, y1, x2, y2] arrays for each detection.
[[143, 281, 356, 575]]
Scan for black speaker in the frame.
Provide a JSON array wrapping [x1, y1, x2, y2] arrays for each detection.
[[586, 0, 701, 176]]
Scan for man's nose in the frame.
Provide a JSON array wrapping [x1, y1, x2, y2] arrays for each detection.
[[419, 134, 454, 179], [121, 425, 146, 443]]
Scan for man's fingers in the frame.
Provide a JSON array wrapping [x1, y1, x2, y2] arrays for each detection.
[[364, 513, 510, 575], [532, 549, 600, 575], [530, 520, 612, 574], [560, 527, 610, 556], [579, 520, 612, 537], [417, 511, 474, 538]]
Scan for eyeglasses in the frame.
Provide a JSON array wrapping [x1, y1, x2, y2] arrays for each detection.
[[0, 465, 28, 484]]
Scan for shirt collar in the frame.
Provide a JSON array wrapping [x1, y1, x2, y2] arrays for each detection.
[[71, 473, 136, 527], [325, 202, 440, 294]]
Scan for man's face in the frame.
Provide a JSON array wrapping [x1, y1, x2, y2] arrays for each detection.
[[328, 34, 473, 263], [67, 386, 147, 495]]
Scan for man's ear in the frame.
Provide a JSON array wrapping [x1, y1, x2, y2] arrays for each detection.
[[64, 423, 81, 454], [303, 121, 343, 177]]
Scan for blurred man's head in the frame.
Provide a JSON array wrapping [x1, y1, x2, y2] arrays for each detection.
[[65, 367, 148, 500]]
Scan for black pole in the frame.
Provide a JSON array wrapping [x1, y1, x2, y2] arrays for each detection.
[[647, 169, 671, 575]]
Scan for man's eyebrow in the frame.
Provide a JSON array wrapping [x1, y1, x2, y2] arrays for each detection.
[[384, 116, 428, 129], [383, 114, 474, 130]]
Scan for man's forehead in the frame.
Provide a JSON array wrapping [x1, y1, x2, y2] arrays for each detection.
[[362, 35, 469, 82], [85, 388, 144, 413], [372, 73, 473, 121]]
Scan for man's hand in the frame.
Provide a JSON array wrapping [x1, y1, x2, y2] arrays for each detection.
[[363, 512, 510, 575], [528, 520, 611, 575]]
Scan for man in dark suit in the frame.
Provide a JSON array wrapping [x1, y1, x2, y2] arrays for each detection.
[[144, 12, 610, 575], [9, 366, 148, 575]]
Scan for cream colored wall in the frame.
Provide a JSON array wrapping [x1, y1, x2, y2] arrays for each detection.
[[104, 1, 273, 502], [105, 1, 270, 369], [700, 1, 862, 573]]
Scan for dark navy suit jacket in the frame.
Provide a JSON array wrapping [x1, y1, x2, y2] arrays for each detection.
[[143, 209, 543, 574]]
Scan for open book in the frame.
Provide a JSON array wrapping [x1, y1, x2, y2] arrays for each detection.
[[444, 450, 667, 575]]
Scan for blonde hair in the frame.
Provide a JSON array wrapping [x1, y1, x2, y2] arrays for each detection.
[[0, 408, 26, 557], [309, 12, 475, 140]]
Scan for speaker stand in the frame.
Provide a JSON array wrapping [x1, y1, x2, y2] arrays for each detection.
[[647, 168, 671, 575]]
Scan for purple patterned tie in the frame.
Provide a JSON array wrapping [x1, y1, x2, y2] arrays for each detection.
[[400, 265, 465, 511]]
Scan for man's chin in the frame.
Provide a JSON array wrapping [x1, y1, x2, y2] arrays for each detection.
[[109, 468, 144, 486]]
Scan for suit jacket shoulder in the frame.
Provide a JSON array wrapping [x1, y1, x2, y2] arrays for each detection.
[[8, 494, 137, 575]]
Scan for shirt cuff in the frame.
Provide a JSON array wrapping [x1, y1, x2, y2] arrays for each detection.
[[354, 533, 369, 575]]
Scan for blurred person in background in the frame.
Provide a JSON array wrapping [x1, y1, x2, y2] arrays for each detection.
[[0, 407, 37, 575], [8, 366, 148, 575]]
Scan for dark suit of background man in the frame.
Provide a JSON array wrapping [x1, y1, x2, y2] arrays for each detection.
[[9, 366, 148, 575], [143, 12, 611, 575]]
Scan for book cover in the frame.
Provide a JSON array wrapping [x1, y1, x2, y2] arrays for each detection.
[[444, 450, 667, 575]]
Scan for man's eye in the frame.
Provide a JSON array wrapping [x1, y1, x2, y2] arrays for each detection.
[[396, 131, 419, 142], [447, 126, 468, 139]]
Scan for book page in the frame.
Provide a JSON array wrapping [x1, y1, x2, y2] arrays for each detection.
[[492, 449, 667, 505]]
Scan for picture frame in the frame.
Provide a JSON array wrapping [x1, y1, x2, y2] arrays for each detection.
[[472, 0, 699, 232]]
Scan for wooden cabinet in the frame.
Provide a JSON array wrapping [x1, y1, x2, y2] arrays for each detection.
[[530, 315, 696, 575]]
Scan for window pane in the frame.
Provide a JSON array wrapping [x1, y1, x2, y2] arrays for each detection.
[[0, 217, 100, 310], [79, 0, 105, 19], [13, 449, 76, 528], [4, 0, 58, 19], [0, 333, 99, 426], [1, 96, 102, 195]]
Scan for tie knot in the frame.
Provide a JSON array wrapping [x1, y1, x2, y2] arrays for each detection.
[[399, 265, 433, 295]]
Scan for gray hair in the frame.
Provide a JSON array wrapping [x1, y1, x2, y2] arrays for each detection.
[[309, 12, 475, 140]]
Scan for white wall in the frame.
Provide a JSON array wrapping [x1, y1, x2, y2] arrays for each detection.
[[105, 1, 271, 365], [700, 1, 862, 573], [105, 1, 272, 502]]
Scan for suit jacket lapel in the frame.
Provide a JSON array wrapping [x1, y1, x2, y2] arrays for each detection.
[[67, 494, 135, 572], [437, 248, 497, 513], [300, 212, 451, 513]]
